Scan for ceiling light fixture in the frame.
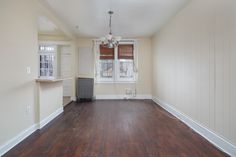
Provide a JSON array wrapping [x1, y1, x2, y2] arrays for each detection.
[[100, 11, 121, 48]]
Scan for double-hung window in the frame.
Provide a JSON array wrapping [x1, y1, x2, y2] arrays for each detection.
[[98, 45, 115, 82], [96, 41, 137, 83], [117, 44, 135, 82], [38, 45, 57, 78]]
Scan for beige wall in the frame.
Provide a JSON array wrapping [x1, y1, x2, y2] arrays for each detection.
[[38, 82, 63, 121], [152, 0, 236, 145], [77, 38, 153, 97], [0, 0, 76, 153], [0, 0, 38, 146]]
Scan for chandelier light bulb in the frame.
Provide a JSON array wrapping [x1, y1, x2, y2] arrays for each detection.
[[106, 34, 113, 40]]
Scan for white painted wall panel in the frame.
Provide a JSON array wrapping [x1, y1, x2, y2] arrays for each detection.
[[0, 0, 38, 147], [78, 47, 94, 78], [60, 46, 72, 96], [152, 0, 236, 145]]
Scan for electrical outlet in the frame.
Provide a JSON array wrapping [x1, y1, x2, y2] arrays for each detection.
[[26, 105, 31, 114], [26, 66, 31, 74], [125, 88, 133, 95]]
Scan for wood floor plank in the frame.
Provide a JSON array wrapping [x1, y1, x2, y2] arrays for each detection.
[[3, 100, 229, 157]]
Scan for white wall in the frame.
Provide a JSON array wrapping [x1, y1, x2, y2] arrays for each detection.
[[0, 0, 38, 146], [152, 0, 236, 145], [38, 82, 63, 121], [0, 1, 77, 155], [76, 38, 153, 97], [59, 46, 73, 97], [78, 47, 94, 78]]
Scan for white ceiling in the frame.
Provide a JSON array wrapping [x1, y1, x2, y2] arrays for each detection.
[[38, 15, 64, 35], [38, 16, 57, 32], [43, 0, 189, 38]]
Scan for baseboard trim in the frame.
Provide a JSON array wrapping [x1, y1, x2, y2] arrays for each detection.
[[39, 107, 64, 129], [70, 96, 76, 101], [0, 107, 64, 157], [152, 97, 236, 157], [0, 124, 38, 156], [95, 95, 152, 100], [2, 98, 235, 157]]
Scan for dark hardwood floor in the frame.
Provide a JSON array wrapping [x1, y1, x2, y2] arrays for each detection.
[[3, 100, 228, 157]]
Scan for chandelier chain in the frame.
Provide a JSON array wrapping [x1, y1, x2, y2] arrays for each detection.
[[109, 11, 113, 35], [100, 10, 121, 48]]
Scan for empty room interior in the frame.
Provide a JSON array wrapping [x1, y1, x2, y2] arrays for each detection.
[[1, 0, 236, 156]]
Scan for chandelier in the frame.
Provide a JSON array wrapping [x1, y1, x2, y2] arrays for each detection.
[[100, 11, 121, 48]]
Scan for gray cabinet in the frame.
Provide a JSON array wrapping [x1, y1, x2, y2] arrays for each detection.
[[77, 78, 94, 101]]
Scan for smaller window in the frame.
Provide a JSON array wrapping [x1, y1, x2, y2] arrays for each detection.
[[39, 55, 55, 77], [38, 45, 57, 78]]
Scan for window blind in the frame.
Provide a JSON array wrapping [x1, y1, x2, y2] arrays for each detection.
[[100, 45, 115, 60], [118, 44, 134, 59]]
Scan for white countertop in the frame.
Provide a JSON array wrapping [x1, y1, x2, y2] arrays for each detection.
[[36, 77, 73, 83]]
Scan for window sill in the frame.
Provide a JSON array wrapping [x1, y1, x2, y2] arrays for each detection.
[[95, 81, 136, 84]]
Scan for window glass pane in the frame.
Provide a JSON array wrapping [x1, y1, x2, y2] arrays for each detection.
[[99, 60, 113, 78], [39, 54, 55, 77], [39, 44, 56, 78], [119, 60, 134, 79]]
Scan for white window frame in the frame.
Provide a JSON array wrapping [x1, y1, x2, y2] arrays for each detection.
[[38, 44, 57, 79], [116, 59, 136, 82], [96, 40, 138, 83], [97, 59, 115, 82]]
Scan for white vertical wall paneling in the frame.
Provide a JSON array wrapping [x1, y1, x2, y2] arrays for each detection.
[[60, 46, 72, 96], [152, 0, 236, 146], [228, 0, 236, 145]]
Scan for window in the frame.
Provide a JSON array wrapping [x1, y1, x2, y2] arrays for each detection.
[[96, 42, 137, 83], [38, 45, 57, 78], [99, 60, 114, 79], [117, 44, 135, 81], [97, 45, 115, 81], [119, 60, 134, 79]]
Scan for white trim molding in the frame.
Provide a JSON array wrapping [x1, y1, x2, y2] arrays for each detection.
[[0, 107, 64, 157], [95, 95, 152, 100], [2, 98, 235, 157], [152, 96, 236, 157], [39, 107, 64, 129], [0, 124, 38, 156], [70, 96, 77, 101]]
